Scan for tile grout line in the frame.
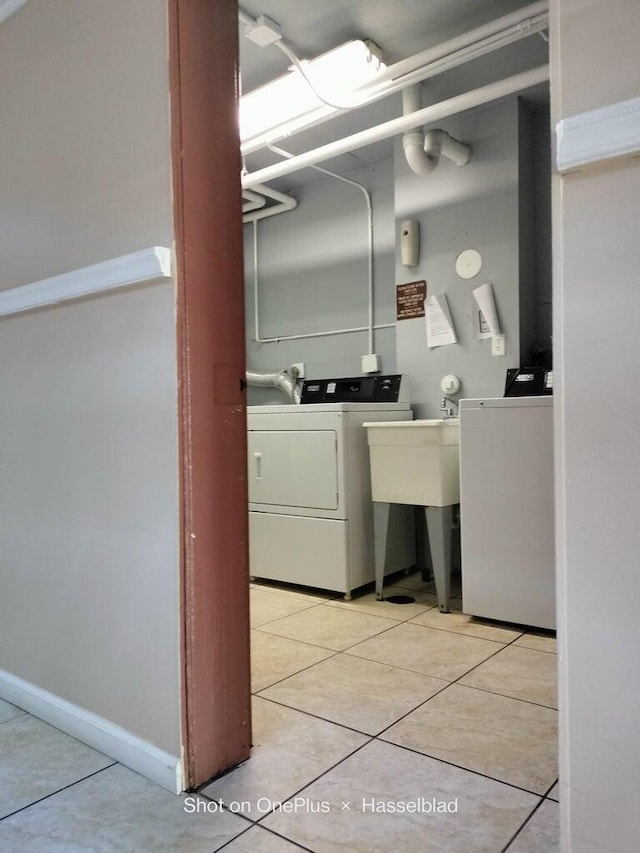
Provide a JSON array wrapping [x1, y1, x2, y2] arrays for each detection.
[[0, 712, 28, 728], [254, 619, 555, 705], [213, 820, 315, 853], [445, 629, 558, 708], [255, 616, 556, 745], [254, 737, 377, 826], [256, 606, 421, 654], [213, 824, 315, 853], [449, 680, 558, 712], [209, 693, 551, 829], [254, 671, 553, 803], [500, 791, 549, 852], [383, 578, 556, 649], [251, 600, 329, 630], [375, 737, 553, 800], [252, 626, 340, 652], [210, 822, 255, 853], [252, 649, 343, 694], [362, 631, 557, 791], [340, 647, 455, 685], [365, 624, 525, 740], [251, 583, 342, 603], [545, 777, 560, 801], [403, 618, 526, 643], [251, 692, 373, 738], [258, 593, 555, 647], [202, 736, 376, 827], [0, 762, 118, 823], [244, 584, 558, 832], [363, 628, 558, 797], [510, 644, 557, 655]]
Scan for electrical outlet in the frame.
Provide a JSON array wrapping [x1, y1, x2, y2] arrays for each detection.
[[362, 353, 381, 374], [291, 362, 306, 379], [492, 334, 506, 357]]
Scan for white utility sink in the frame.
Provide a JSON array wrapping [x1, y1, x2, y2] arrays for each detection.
[[363, 418, 460, 507]]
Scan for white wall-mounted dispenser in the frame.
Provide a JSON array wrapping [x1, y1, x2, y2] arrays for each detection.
[[400, 219, 420, 267], [440, 374, 461, 395]]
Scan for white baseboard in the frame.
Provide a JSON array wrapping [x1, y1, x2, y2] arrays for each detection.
[[0, 246, 172, 318], [0, 668, 183, 794], [557, 96, 640, 173]]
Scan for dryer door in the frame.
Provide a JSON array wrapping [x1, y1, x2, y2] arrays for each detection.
[[248, 430, 338, 510]]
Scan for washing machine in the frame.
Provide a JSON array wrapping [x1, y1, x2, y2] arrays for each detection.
[[247, 375, 415, 598], [459, 396, 555, 629]]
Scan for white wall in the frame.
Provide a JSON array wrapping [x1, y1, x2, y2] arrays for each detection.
[[551, 1, 640, 850], [0, 0, 181, 761]]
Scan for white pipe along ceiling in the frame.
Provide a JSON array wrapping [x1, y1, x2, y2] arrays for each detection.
[[239, 2, 549, 208], [242, 181, 297, 223], [241, 1, 550, 377], [241, 64, 549, 189], [239, 1, 549, 158]]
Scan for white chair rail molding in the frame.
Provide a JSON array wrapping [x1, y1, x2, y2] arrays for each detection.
[[556, 95, 640, 173], [0, 247, 173, 318]]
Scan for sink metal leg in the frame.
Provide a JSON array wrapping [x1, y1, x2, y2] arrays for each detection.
[[373, 501, 391, 600], [425, 505, 453, 613]]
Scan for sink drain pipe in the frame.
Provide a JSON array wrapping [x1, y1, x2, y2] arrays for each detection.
[[402, 85, 472, 176]]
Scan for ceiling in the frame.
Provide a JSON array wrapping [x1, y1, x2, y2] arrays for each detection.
[[238, 0, 549, 189]]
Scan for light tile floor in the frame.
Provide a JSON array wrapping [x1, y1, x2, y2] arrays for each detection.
[[0, 572, 559, 852]]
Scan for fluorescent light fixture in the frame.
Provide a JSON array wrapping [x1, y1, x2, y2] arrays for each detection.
[[240, 39, 387, 149]]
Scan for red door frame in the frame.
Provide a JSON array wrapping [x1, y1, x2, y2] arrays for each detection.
[[169, 0, 251, 788]]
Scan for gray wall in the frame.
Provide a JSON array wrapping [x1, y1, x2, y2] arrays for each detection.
[[532, 107, 552, 351], [394, 96, 535, 418], [245, 98, 551, 414], [244, 159, 396, 404], [0, 0, 181, 756]]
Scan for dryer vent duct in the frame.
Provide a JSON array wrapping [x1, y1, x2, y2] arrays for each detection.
[[246, 368, 301, 403], [402, 85, 472, 176]]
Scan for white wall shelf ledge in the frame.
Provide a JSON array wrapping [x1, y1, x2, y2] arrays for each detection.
[[0, 0, 30, 26], [556, 96, 640, 173], [0, 246, 172, 318]]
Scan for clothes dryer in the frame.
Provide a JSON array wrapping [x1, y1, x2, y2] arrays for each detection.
[[247, 376, 414, 597]]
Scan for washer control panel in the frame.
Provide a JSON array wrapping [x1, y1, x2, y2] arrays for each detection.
[[300, 374, 409, 404]]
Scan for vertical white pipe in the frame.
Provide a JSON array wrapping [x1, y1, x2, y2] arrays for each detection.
[[268, 144, 375, 354]]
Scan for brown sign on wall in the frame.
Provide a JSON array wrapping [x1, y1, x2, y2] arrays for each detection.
[[396, 280, 427, 320]]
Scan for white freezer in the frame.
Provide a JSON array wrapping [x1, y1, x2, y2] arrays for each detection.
[[459, 396, 555, 630]]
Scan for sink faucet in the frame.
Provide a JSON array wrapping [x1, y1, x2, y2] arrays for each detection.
[[441, 397, 458, 418]]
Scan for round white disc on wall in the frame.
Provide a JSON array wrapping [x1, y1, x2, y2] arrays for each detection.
[[455, 249, 483, 279]]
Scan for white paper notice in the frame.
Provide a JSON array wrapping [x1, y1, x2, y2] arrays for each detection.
[[425, 294, 457, 348], [475, 309, 492, 340], [472, 283, 502, 336]]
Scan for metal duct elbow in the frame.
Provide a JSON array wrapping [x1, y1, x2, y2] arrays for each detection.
[[246, 369, 301, 404], [275, 369, 301, 404]]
